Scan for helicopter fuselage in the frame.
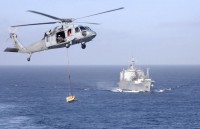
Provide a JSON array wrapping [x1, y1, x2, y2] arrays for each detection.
[[26, 24, 96, 53]]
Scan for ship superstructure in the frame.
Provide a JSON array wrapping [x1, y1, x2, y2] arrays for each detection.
[[118, 58, 154, 92]]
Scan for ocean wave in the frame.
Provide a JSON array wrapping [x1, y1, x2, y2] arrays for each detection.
[[0, 104, 31, 128], [8, 116, 30, 124], [0, 116, 43, 129], [0, 104, 47, 129], [0, 103, 16, 112]]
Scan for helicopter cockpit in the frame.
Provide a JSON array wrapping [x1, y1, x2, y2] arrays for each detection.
[[74, 25, 96, 39], [74, 26, 92, 32]]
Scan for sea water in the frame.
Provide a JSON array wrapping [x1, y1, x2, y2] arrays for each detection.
[[0, 65, 200, 129]]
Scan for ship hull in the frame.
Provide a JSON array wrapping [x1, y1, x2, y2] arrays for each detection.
[[118, 80, 152, 92]]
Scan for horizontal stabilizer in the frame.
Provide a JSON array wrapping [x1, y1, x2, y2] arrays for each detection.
[[4, 48, 19, 52]]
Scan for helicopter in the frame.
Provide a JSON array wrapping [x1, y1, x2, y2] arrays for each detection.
[[4, 7, 124, 61]]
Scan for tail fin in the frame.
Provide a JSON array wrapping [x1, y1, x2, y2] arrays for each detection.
[[10, 33, 25, 50], [4, 33, 26, 53]]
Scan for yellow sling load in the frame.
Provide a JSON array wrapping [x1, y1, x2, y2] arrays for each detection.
[[66, 49, 77, 103], [66, 75, 77, 103], [66, 95, 76, 103]]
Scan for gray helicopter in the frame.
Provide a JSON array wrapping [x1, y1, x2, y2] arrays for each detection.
[[4, 7, 124, 61]]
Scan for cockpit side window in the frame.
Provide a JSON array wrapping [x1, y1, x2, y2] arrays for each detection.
[[75, 27, 80, 33]]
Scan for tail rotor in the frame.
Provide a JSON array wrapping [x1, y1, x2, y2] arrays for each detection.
[[1, 27, 15, 51]]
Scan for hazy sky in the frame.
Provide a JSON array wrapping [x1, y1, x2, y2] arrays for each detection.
[[0, 0, 200, 65]]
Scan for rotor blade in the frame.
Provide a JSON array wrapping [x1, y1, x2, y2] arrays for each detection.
[[75, 7, 124, 20], [11, 22, 57, 27], [27, 10, 62, 20], [74, 22, 100, 25]]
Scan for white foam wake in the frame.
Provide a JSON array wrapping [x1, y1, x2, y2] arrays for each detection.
[[111, 88, 141, 93], [111, 88, 123, 92], [154, 88, 172, 93]]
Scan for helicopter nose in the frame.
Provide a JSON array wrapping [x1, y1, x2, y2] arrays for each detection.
[[91, 31, 97, 38]]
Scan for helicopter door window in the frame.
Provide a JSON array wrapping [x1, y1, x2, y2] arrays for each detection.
[[68, 29, 71, 37], [56, 31, 65, 44], [75, 27, 80, 33]]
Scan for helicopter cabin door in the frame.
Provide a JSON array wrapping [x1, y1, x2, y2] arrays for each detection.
[[56, 31, 66, 44]]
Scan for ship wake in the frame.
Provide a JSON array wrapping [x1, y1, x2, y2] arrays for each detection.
[[153, 84, 186, 93], [111, 88, 146, 93], [153, 88, 172, 93]]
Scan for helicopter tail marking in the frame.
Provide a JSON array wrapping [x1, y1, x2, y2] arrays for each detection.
[[9, 33, 26, 52]]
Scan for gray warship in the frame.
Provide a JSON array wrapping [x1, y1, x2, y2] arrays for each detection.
[[118, 58, 154, 92]]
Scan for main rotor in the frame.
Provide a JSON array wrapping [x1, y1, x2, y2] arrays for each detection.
[[11, 7, 124, 27]]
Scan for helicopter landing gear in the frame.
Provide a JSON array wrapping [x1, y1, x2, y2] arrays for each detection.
[[81, 43, 86, 49], [66, 43, 70, 48], [27, 53, 32, 62]]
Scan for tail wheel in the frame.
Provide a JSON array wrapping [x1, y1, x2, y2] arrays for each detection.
[[81, 44, 86, 49], [27, 53, 32, 62]]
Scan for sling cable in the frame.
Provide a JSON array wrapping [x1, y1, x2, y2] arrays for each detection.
[[66, 49, 76, 103]]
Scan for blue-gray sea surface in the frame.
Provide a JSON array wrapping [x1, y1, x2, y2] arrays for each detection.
[[0, 66, 200, 129]]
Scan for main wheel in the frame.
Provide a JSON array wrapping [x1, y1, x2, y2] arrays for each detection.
[[66, 43, 70, 48], [81, 44, 86, 49], [27, 58, 30, 62]]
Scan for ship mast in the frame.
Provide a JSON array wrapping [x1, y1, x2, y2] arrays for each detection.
[[146, 68, 150, 79], [129, 57, 135, 69]]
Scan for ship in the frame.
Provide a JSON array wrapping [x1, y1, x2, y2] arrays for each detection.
[[118, 58, 154, 92]]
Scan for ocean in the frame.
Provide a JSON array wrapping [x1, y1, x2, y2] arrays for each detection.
[[0, 65, 200, 129]]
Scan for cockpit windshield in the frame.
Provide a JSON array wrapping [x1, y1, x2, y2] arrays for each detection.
[[80, 26, 91, 31], [80, 26, 86, 31], [85, 26, 91, 30]]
